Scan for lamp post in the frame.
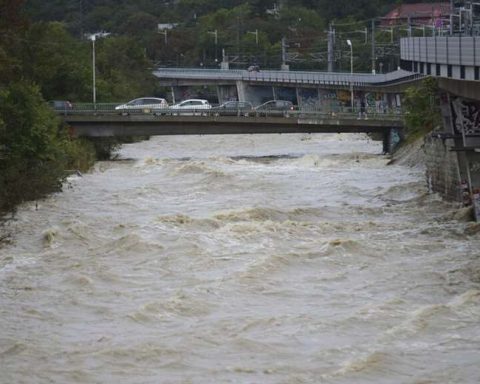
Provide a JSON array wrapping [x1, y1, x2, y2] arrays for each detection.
[[346, 39, 354, 112], [88, 32, 110, 108], [90, 35, 96, 108]]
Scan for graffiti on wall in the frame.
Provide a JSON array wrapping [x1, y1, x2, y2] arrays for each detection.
[[451, 97, 480, 135], [298, 88, 319, 111], [295, 88, 389, 112], [275, 87, 297, 103]]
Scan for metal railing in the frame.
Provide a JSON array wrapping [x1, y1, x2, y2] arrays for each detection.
[[152, 68, 421, 88], [55, 103, 404, 122]]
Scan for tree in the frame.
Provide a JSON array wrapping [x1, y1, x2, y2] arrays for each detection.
[[403, 77, 442, 140], [0, 0, 28, 84], [94, 35, 157, 101], [21, 22, 91, 101], [0, 81, 68, 210]]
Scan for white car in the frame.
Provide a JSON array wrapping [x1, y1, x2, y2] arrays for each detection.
[[169, 99, 211, 115], [115, 97, 168, 113]]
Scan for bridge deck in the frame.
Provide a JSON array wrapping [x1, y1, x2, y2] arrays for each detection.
[[63, 110, 404, 138]]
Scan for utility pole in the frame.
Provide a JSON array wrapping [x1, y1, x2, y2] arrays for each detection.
[[91, 35, 96, 107], [236, 17, 240, 59], [281, 37, 289, 70], [158, 29, 167, 44], [328, 22, 335, 72], [247, 29, 259, 45], [208, 29, 218, 62], [347, 39, 354, 111], [208, 29, 218, 45]]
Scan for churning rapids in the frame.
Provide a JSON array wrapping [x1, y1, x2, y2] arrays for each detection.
[[1, 133, 480, 383]]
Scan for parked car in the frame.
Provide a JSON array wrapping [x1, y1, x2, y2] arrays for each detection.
[[49, 100, 73, 111], [254, 100, 296, 116], [115, 97, 168, 114], [211, 101, 253, 116], [169, 99, 212, 115]]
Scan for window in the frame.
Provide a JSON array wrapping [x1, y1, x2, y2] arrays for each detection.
[[436, 64, 441, 76], [460, 66, 465, 79], [447, 65, 452, 77], [475, 67, 479, 80]]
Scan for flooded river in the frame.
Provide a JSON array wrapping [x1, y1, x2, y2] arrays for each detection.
[[1, 133, 480, 383]]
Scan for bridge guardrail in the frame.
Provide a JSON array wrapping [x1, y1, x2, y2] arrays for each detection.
[[56, 103, 404, 122], [152, 67, 421, 87]]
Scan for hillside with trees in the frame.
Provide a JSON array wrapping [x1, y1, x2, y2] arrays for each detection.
[[22, 0, 432, 72]]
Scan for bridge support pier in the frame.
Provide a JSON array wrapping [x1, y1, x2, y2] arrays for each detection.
[[382, 128, 402, 154]]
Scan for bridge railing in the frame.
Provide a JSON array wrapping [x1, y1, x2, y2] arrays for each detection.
[[56, 103, 404, 122], [153, 67, 422, 87]]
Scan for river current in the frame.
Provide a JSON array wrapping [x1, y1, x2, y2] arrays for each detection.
[[1, 133, 480, 383]]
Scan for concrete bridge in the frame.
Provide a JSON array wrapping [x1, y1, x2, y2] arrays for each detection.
[[63, 109, 404, 154], [153, 68, 422, 110]]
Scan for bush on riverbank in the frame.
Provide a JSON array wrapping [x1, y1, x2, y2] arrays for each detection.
[[0, 81, 97, 213], [402, 77, 442, 143]]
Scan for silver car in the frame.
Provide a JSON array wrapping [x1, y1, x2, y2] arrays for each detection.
[[115, 97, 169, 114], [169, 99, 212, 115]]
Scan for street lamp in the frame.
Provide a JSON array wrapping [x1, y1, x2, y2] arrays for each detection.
[[88, 32, 110, 109], [90, 35, 96, 108], [346, 39, 354, 111]]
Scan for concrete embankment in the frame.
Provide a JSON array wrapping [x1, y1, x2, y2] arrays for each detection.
[[389, 135, 479, 224]]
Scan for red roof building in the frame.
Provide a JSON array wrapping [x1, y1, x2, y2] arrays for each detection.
[[381, 2, 452, 27]]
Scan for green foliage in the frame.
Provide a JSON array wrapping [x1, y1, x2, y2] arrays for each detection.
[[22, 22, 92, 101], [0, 81, 96, 212], [94, 35, 157, 102], [21, 0, 402, 71], [403, 78, 442, 141]]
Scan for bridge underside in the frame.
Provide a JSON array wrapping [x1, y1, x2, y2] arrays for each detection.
[[66, 115, 403, 153]]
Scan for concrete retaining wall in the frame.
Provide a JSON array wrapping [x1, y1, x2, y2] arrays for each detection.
[[424, 135, 462, 201]]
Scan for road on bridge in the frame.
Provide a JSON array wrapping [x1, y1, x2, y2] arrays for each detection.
[[59, 107, 405, 153]]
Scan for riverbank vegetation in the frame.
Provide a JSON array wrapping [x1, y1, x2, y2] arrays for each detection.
[[0, 80, 96, 212], [0, 1, 158, 216], [402, 77, 442, 143]]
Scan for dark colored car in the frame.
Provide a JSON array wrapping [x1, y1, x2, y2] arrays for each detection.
[[211, 101, 254, 116], [49, 100, 73, 111], [254, 100, 296, 116]]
